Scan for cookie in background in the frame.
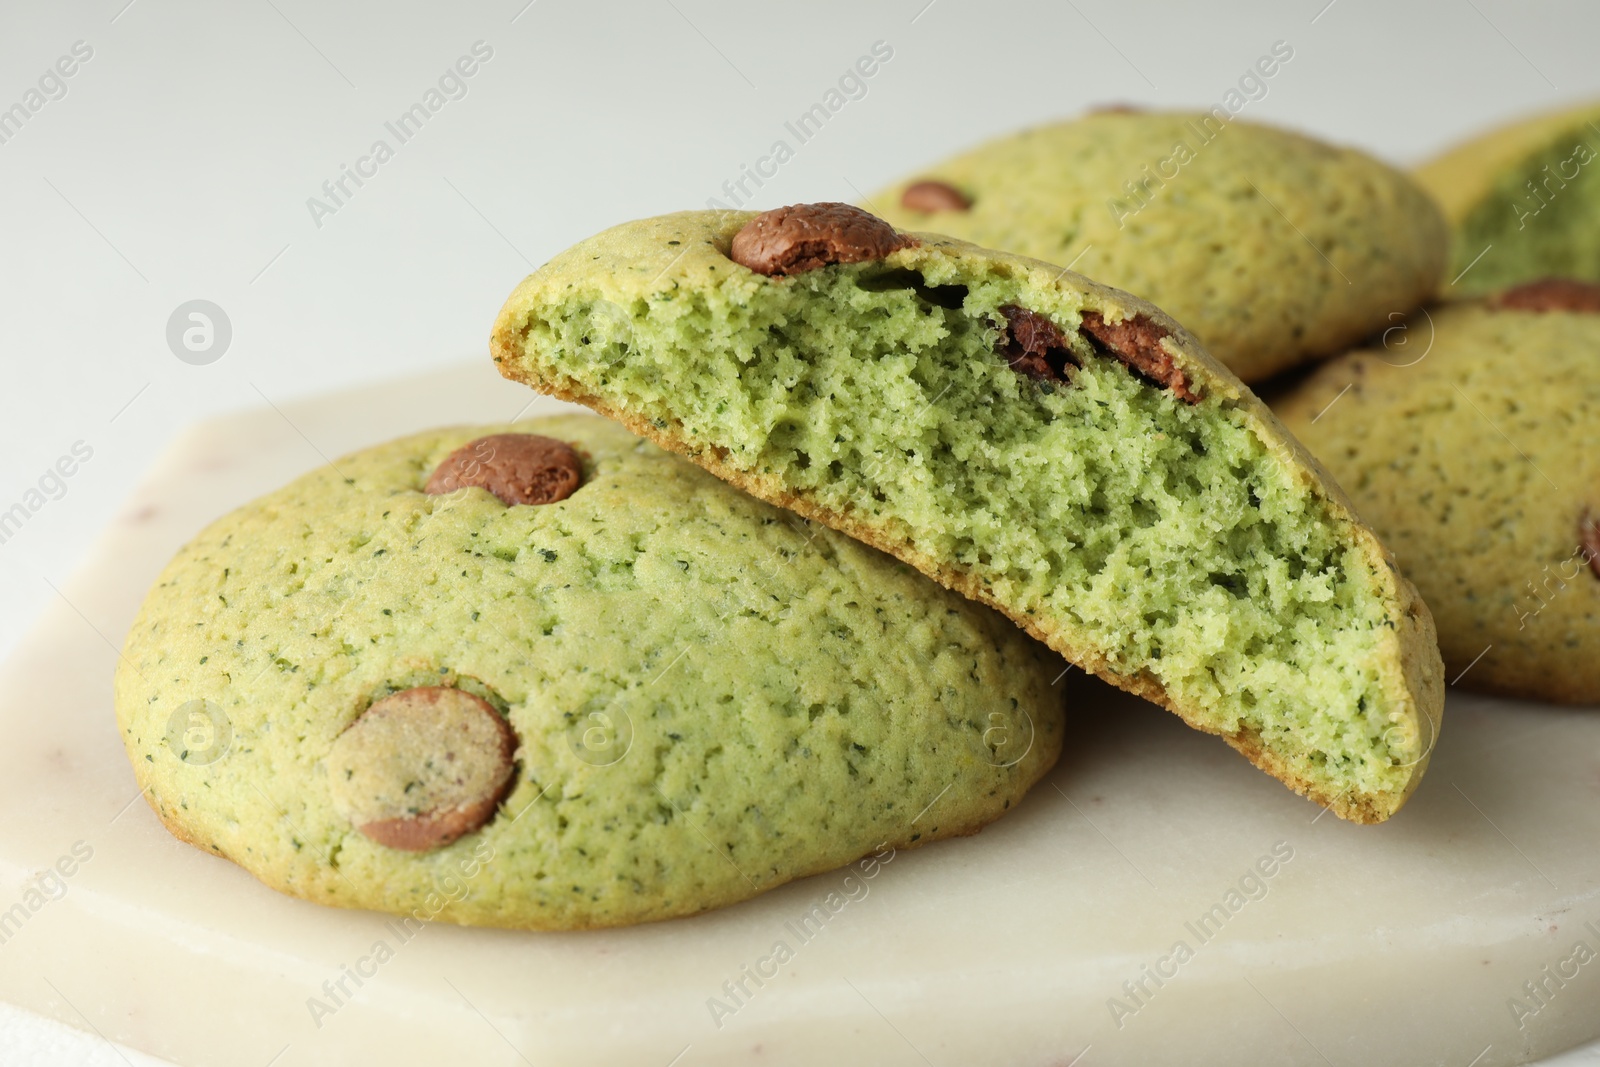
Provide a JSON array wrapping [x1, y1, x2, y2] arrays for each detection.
[[867, 107, 1447, 384], [1274, 279, 1600, 704], [491, 203, 1444, 824], [1414, 100, 1600, 296]]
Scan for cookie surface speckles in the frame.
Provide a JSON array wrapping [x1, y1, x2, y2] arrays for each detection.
[[115, 415, 1065, 929]]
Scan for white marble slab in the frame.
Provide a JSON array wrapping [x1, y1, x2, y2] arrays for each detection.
[[0, 360, 1597, 1067]]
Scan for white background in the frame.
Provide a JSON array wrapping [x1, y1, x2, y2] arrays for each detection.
[[2, 1, 1599, 1062]]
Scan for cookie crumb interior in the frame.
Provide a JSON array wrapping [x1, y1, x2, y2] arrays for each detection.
[[513, 258, 1420, 807]]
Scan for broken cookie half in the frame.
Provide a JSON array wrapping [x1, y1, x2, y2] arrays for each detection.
[[490, 202, 1445, 824]]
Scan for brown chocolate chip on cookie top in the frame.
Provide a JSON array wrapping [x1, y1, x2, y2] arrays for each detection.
[[730, 202, 916, 276], [1080, 310, 1201, 404], [426, 433, 582, 506], [1488, 278, 1600, 313], [327, 687, 517, 852], [900, 180, 971, 213]]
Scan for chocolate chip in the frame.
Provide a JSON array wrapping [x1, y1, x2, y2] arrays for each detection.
[[1080, 311, 1200, 404], [1583, 511, 1600, 581], [327, 687, 516, 852], [1488, 278, 1600, 313], [997, 305, 1078, 383], [729, 202, 916, 277], [1090, 103, 1144, 115], [426, 433, 582, 507], [900, 180, 971, 213]]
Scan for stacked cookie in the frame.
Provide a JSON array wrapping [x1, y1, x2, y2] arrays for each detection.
[[117, 102, 1597, 932], [116, 418, 1062, 929], [490, 205, 1441, 826]]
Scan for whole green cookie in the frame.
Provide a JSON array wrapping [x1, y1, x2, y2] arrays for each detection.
[[1414, 100, 1600, 296], [869, 110, 1448, 383], [114, 415, 1064, 930], [1275, 280, 1600, 703], [490, 203, 1444, 824]]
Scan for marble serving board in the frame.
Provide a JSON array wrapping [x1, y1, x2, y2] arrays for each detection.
[[2, 360, 1598, 1067]]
